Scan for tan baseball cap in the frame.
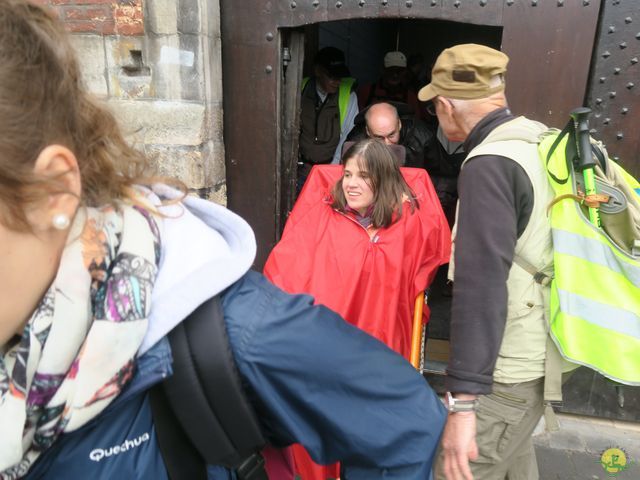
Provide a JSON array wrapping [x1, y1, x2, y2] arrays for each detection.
[[418, 44, 509, 101]]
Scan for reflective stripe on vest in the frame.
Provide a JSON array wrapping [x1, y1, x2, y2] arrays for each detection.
[[541, 131, 640, 385], [302, 76, 355, 128]]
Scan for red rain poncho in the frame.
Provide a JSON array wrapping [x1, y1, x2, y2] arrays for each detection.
[[265, 165, 450, 359], [264, 165, 451, 480]]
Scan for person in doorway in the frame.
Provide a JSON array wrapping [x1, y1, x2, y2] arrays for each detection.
[[298, 46, 358, 193], [265, 139, 451, 480], [357, 51, 421, 118], [346, 102, 433, 168], [418, 44, 577, 480], [0, 3, 448, 478]]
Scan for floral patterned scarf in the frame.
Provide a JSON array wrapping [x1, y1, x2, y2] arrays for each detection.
[[0, 203, 161, 478]]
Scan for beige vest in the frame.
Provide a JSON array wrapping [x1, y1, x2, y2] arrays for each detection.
[[451, 116, 555, 383]]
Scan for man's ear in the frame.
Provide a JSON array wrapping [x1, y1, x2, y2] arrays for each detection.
[[436, 96, 453, 116], [30, 145, 81, 231], [365, 125, 371, 138], [398, 119, 402, 132]]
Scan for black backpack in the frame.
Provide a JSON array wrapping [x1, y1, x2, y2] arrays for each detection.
[[149, 295, 269, 480]]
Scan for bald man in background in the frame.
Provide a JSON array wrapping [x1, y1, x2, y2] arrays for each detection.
[[346, 101, 464, 225]]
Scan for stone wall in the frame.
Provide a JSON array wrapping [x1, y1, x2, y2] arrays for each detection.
[[36, 0, 226, 204]]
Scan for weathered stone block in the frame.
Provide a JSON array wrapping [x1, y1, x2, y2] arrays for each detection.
[[202, 35, 224, 104], [176, 33, 205, 102], [70, 34, 108, 97], [145, 34, 189, 100], [104, 36, 152, 99], [177, 0, 201, 35], [146, 0, 178, 35], [146, 144, 208, 188], [204, 103, 224, 143], [205, 183, 227, 207], [143, 140, 226, 200], [201, 139, 226, 186], [108, 99, 206, 146]]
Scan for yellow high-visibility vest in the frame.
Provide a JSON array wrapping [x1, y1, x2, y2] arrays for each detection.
[[541, 130, 640, 385], [301, 76, 355, 128]]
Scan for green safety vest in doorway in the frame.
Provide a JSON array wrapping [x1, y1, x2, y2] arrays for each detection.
[[541, 130, 640, 386], [301, 76, 355, 128]]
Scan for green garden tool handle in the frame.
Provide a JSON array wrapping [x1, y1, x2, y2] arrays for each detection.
[[570, 107, 601, 228]]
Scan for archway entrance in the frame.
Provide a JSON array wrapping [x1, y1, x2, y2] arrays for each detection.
[[220, 0, 640, 424], [220, 0, 600, 266]]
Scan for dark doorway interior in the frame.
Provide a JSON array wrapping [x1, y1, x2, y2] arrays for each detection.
[[281, 18, 503, 367], [301, 18, 503, 84]]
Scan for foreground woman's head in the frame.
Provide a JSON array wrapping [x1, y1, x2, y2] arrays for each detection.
[[0, 0, 151, 233], [0, 0, 156, 344], [332, 139, 416, 228]]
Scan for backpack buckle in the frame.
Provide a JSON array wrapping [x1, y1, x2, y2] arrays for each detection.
[[236, 452, 268, 480]]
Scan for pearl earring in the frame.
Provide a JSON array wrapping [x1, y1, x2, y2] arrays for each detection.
[[52, 213, 70, 230]]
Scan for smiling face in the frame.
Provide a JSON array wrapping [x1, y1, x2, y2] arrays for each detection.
[[342, 155, 375, 216]]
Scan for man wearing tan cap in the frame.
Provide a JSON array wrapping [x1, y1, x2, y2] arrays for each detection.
[[421, 44, 575, 480]]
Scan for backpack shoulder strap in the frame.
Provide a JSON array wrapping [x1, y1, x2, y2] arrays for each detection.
[[513, 254, 553, 286], [149, 383, 206, 480], [151, 295, 268, 480], [540, 120, 573, 185]]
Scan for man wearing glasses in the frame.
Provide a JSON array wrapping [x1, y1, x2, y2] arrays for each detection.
[[422, 44, 577, 480]]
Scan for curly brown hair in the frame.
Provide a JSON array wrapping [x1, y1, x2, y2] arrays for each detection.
[[0, 1, 173, 230], [331, 139, 418, 228]]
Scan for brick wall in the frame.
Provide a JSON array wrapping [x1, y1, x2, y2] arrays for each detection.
[[32, 0, 144, 35]]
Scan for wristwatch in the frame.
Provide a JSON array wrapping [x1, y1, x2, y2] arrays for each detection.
[[445, 391, 479, 413]]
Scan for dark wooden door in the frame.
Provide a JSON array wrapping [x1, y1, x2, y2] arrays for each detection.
[[586, 0, 640, 178], [220, 0, 602, 267]]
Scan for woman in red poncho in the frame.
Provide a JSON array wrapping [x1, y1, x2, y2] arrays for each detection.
[[264, 138, 451, 480]]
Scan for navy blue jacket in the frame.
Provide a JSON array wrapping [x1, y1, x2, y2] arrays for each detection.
[[26, 271, 445, 479]]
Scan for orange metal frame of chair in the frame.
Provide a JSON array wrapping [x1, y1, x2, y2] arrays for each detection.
[[410, 291, 425, 370]]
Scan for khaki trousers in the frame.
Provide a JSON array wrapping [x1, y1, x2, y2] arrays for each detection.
[[435, 377, 544, 480]]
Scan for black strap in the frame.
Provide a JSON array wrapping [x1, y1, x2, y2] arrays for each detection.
[[591, 142, 607, 175], [151, 296, 268, 480], [150, 385, 207, 480], [236, 453, 268, 480], [545, 120, 573, 185], [546, 118, 609, 186]]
